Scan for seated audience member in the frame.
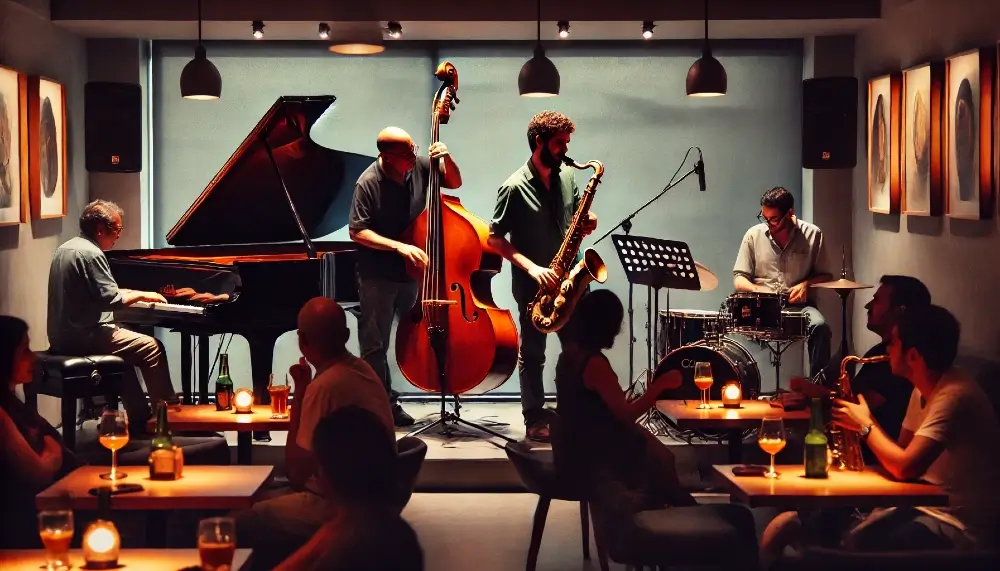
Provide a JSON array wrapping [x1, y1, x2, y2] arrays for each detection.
[[236, 297, 395, 570], [762, 305, 1000, 562], [554, 290, 697, 513], [0, 316, 229, 549], [48, 200, 177, 429], [274, 407, 423, 571]]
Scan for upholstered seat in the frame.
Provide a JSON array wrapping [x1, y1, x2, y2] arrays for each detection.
[[393, 436, 428, 512], [23, 351, 127, 450], [626, 504, 759, 566]]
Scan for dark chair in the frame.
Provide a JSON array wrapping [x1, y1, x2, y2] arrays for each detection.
[[393, 436, 428, 513], [23, 352, 126, 451], [504, 439, 607, 571], [774, 546, 1000, 571]]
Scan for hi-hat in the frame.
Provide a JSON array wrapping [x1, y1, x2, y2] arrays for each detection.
[[810, 279, 873, 290]]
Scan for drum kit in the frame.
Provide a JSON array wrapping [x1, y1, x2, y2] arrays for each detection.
[[644, 249, 873, 438]]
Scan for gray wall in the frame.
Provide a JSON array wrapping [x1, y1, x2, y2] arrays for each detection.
[[852, 0, 1000, 359], [151, 40, 805, 398], [0, 0, 88, 423]]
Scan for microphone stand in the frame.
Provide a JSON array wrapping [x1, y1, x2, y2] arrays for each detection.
[[593, 153, 702, 392]]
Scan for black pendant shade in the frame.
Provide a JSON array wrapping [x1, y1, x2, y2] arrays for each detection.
[[181, 45, 222, 100], [686, 46, 727, 97], [518, 44, 560, 97]]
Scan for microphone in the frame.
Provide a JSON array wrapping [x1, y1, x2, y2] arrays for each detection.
[[695, 149, 706, 192]]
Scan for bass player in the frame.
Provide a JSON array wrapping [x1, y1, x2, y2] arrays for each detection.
[[487, 111, 598, 442]]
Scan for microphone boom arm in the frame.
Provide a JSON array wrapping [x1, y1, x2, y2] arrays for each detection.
[[593, 148, 701, 245]]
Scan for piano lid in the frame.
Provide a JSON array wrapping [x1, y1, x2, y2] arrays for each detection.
[[166, 95, 376, 247]]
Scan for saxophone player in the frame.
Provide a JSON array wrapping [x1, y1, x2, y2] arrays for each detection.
[[761, 305, 1000, 561], [487, 111, 598, 442]]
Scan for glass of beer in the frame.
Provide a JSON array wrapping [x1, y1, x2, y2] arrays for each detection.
[[694, 361, 713, 409], [268, 373, 290, 419], [198, 517, 236, 571], [38, 510, 74, 570], [759, 416, 787, 478], [98, 409, 129, 480]]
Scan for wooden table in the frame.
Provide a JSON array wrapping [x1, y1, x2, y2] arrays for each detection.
[[37, 465, 273, 547], [712, 464, 949, 509], [656, 399, 811, 462], [0, 548, 251, 570], [149, 404, 291, 464]]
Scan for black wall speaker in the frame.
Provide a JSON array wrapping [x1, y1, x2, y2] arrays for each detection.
[[85, 82, 142, 173], [802, 76, 858, 169]]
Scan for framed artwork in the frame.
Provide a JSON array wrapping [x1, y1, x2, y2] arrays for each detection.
[[0, 64, 28, 227], [27, 75, 67, 220], [867, 73, 902, 214], [902, 62, 945, 216], [944, 47, 996, 220]]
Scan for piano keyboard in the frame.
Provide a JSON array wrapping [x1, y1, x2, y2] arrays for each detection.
[[130, 301, 207, 315]]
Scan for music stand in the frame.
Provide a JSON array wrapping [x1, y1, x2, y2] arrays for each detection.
[[612, 235, 702, 433]]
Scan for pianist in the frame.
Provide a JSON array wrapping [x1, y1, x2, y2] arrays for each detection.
[[47, 200, 179, 429]]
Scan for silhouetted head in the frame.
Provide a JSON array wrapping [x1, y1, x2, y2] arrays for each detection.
[[296, 297, 349, 365]]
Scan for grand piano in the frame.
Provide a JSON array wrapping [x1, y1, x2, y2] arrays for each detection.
[[108, 95, 373, 408]]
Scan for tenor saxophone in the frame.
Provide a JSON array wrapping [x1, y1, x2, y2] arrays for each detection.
[[528, 157, 609, 333], [828, 354, 890, 471]]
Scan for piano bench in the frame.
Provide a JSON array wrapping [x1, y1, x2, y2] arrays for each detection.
[[23, 352, 127, 451]]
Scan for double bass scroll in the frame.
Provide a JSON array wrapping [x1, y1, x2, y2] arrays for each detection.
[[395, 62, 519, 396]]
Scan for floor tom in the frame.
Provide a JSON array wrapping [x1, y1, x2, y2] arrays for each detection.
[[656, 309, 721, 357]]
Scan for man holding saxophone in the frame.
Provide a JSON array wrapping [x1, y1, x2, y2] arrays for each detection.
[[488, 111, 598, 442]]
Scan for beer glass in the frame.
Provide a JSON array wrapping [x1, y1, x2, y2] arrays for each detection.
[[198, 517, 236, 571], [38, 510, 74, 570], [268, 373, 290, 419]]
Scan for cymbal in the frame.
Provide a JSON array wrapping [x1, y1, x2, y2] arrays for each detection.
[[810, 278, 873, 290], [695, 261, 718, 292]]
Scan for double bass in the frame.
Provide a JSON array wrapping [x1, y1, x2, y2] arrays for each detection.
[[395, 62, 519, 396]]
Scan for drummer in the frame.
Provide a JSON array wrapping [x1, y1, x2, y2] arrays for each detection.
[[732, 186, 834, 377]]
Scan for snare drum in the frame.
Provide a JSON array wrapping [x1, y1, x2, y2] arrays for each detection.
[[656, 309, 720, 358], [779, 309, 810, 340], [725, 292, 785, 337]]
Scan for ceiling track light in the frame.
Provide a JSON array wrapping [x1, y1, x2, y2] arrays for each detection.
[[318, 22, 330, 39], [387, 21, 403, 38], [642, 21, 655, 39], [557, 21, 570, 39], [252, 20, 265, 39]]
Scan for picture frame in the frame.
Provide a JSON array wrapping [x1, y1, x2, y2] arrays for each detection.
[[27, 75, 67, 220], [944, 47, 996, 220], [901, 62, 945, 216], [0, 64, 28, 227], [867, 73, 902, 214]]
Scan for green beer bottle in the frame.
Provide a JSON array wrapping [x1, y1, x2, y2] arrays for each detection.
[[149, 401, 177, 480], [215, 353, 234, 411], [804, 397, 829, 478]]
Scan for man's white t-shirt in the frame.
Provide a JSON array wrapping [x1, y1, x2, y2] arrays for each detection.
[[900, 367, 1000, 546], [296, 353, 396, 456]]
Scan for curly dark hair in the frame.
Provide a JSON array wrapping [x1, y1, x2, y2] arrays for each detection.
[[760, 186, 794, 214], [526, 110, 575, 152], [79, 199, 124, 239]]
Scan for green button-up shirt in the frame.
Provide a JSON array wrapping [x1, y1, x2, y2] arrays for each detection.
[[490, 160, 581, 300]]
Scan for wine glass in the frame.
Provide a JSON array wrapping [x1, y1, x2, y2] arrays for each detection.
[[98, 409, 129, 480], [759, 416, 787, 478], [38, 510, 74, 570], [693, 361, 713, 409], [198, 517, 237, 571]]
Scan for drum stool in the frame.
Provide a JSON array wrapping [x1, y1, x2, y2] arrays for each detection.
[[23, 352, 127, 451]]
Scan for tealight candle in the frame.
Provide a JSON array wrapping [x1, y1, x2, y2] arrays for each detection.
[[82, 521, 119, 569], [233, 388, 254, 414], [721, 381, 742, 409]]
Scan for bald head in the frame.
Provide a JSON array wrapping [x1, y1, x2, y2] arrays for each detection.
[[297, 297, 349, 357], [376, 126, 413, 154]]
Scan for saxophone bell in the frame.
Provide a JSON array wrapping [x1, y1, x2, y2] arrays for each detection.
[[827, 354, 890, 472]]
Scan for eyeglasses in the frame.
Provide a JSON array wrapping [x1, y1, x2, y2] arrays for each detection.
[[757, 210, 787, 225], [105, 223, 123, 235], [384, 144, 418, 158]]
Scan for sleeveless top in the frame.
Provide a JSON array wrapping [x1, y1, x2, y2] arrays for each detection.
[[0, 390, 81, 548]]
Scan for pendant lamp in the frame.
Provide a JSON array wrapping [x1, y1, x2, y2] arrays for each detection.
[[686, 0, 727, 97], [180, 0, 221, 100], [329, 22, 385, 55], [518, 0, 559, 97]]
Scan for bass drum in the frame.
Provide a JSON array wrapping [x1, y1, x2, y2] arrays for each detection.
[[654, 338, 761, 402]]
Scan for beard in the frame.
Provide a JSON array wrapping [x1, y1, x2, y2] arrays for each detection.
[[540, 145, 563, 169]]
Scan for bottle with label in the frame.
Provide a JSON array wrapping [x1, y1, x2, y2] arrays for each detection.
[[804, 397, 829, 478], [149, 401, 178, 480], [215, 353, 234, 411]]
